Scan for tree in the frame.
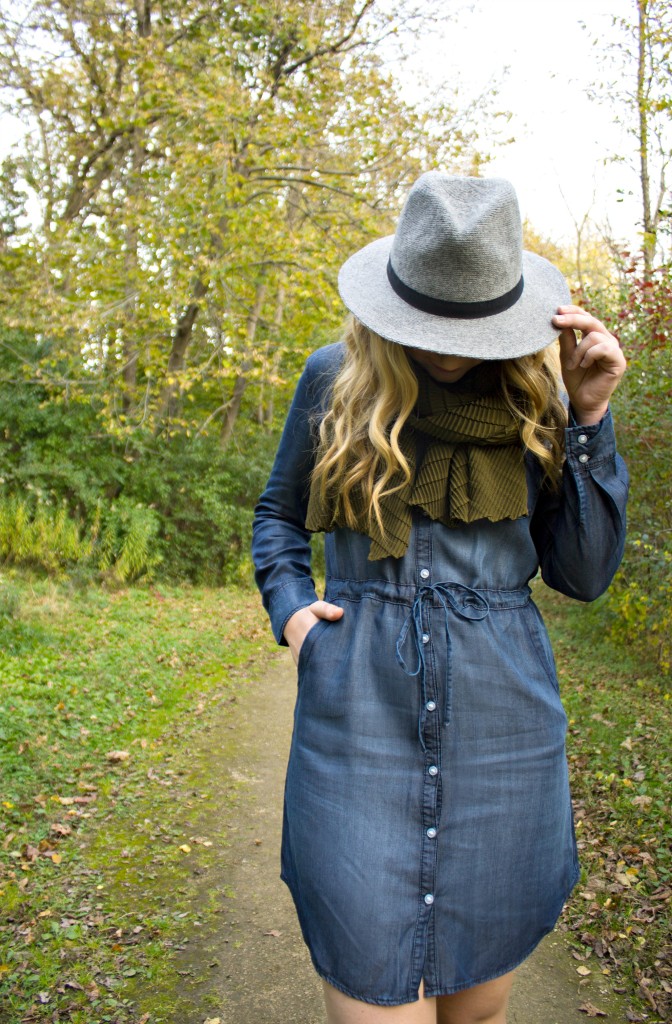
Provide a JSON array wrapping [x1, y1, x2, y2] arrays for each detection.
[[0, 0, 489, 444], [594, 0, 672, 276]]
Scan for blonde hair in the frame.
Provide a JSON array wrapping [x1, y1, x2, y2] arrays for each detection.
[[311, 317, 567, 535]]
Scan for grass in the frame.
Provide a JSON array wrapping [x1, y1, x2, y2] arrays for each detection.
[[537, 582, 672, 1024], [0, 573, 275, 1023]]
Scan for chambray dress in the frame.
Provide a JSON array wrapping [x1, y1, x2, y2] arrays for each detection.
[[252, 343, 628, 1005]]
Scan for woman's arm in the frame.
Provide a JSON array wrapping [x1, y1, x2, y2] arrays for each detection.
[[530, 408, 629, 600], [532, 306, 629, 600], [252, 344, 343, 646]]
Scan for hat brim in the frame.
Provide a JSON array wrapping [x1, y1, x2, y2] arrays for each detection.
[[338, 236, 571, 360]]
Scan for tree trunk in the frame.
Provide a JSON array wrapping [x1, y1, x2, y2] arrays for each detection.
[[638, 0, 655, 279], [155, 276, 210, 428], [220, 281, 267, 448], [135, 0, 152, 38], [257, 276, 286, 425], [121, 132, 146, 410]]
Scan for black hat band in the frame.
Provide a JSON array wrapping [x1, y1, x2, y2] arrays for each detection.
[[387, 259, 524, 320]]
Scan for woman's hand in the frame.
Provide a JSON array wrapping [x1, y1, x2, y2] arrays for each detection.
[[283, 601, 344, 666], [552, 305, 627, 426]]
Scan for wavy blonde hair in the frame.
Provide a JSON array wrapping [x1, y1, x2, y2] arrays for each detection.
[[312, 317, 567, 534]]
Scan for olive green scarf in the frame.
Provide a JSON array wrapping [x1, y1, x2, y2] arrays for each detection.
[[305, 362, 528, 561]]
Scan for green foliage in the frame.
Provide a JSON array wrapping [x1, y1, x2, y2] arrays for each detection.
[[0, 498, 89, 573], [0, 0, 485, 445], [0, 325, 281, 582], [95, 499, 162, 582], [586, 258, 672, 675]]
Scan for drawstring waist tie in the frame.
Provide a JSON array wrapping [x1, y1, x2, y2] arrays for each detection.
[[322, 577, 531, 749], [394, 582, 530, 746]]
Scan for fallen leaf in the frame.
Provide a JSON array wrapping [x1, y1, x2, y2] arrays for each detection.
[[50, 822, 72, 836], [263, 929, 282, 938], [631, 795, 652, 809], [579, 1001, 608, 1017], [106, 750, 130, 762], [178, 844, 191, 853], [576, 965, 592, 976]]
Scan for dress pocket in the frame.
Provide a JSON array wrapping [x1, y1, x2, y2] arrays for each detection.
[[296, 617, 333, 680], [521, 601, 560, 693]]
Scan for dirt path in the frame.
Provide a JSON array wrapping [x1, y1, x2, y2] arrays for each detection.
[[155, 651, 629, 1024]]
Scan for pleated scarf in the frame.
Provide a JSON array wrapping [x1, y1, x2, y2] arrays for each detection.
[[305, 362, 528, 560]]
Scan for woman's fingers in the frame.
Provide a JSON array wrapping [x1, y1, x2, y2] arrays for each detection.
[[283, 601, 343, 665], [552, 305, 626, 425], [308, 600, 344, 621]]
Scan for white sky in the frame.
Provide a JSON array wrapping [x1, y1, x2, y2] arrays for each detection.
[[398, 0, 642, 249]]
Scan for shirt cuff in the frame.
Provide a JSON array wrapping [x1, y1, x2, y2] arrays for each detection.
[[267, 577, 319, 645], [565, 407, 616, 469]]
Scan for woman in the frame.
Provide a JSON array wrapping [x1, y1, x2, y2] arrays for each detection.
[[252, 173, 628, 1024]]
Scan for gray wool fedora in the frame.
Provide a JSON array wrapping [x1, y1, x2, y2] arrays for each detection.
[[338, 172, 571, 359]]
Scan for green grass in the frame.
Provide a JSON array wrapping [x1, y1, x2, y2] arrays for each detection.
[[0, 574, 274, 1023], [537, 583, 672, 1024]]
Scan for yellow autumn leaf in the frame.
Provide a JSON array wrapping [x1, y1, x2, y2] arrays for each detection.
[[178, 844, 191, 853]]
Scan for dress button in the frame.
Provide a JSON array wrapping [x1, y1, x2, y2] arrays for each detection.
[[420, 568, 430, 580], [578, 453, 590, 464], [428, 765, 439, 777], [421, 633, 430, 644], [578, 433, 588, 444], [424, 893, 434, 905], [426, 827, 437, 839], [426, 700, 437, 712]]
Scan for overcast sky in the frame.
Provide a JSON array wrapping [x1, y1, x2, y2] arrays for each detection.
[[397, 0, 641, 248]]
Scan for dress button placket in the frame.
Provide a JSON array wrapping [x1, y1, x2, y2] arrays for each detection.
[[415, 520, 439, 926]]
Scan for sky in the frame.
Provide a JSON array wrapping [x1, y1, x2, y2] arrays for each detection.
[[396, 0, 641, 249]]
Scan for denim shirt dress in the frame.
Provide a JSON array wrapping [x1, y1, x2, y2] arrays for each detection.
[[252, 342, 629, 1006]]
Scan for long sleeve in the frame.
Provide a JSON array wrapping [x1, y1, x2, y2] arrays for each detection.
[[530, 408, 629, 601], [252, 344, 343, 644]]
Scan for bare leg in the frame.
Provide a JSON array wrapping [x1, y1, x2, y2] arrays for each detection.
[[436, 971, 515, 1024], [322, 979, 436, 1024]]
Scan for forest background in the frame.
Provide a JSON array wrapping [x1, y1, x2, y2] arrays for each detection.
[[0, 0, 670, 674]]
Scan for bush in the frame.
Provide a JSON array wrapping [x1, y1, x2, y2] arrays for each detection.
[[587, 258, 672, 675], [0, 328, 281, 583]]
